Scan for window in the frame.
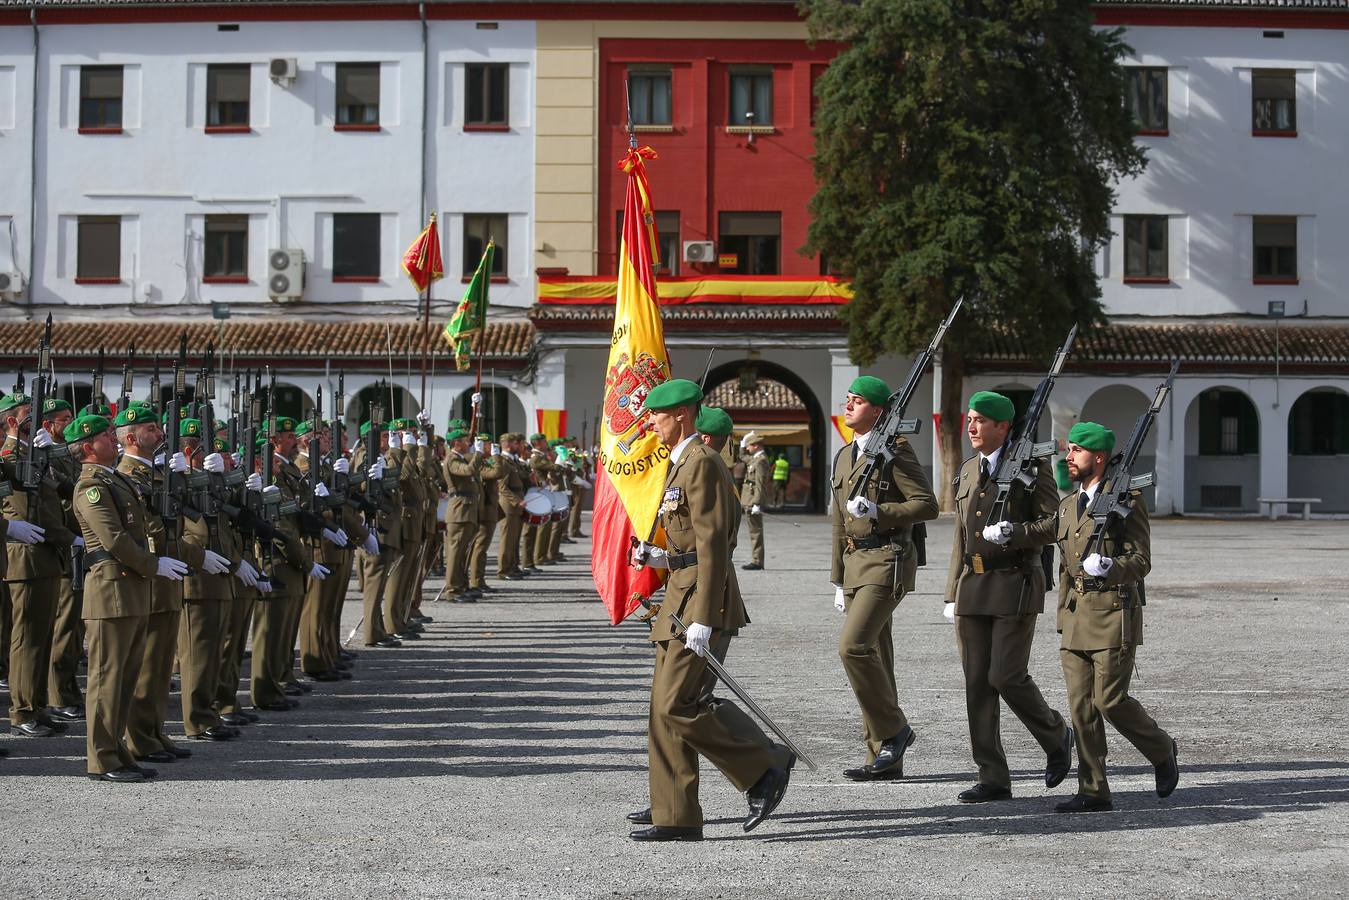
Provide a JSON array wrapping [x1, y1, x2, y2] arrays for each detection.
[[206, 63, 250, 130], [1127, 67, 1168, 134], [616, 210, 679, 275], [79, 65, 123, 131], [1198, 389, 1259, 456], [332, 213, 380, 280], [335, 63, 379, 129], [1253, 216, 1297, 282], [464, 63, 509, 128], [204, 215, 248, 280], [628, 69, 672, 127], [718, 212, 780, 275], [1123, 215, 1168, 280], [76, 216, 120, 282], [1289, 390, 1349, 456], [1252, 69, 1295, 135], [463, 214, 508, 278], [729, 70, 772, 127]]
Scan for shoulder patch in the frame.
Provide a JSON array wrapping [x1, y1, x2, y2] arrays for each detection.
[[85, 486, 101, 503]]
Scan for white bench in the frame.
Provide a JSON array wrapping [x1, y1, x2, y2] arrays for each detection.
[[1257, 497, 1321, 521]]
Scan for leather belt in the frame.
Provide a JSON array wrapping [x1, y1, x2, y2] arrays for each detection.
[[667, 551, 697, 571], [1072, 574, 1106, 593], [965, 553, 1026, 575], [83, 548, 115, 569], [449, 491, 478, 499], [846, 535, 894, 552]]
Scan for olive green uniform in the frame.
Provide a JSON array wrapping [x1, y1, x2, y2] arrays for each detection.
[[387, 444, 425, 635], [72, 463, 157, 775], [647, 440, 788, 828], [946, 454, 1069, 790], [740, 451, 770, 566], [469, 455, 502, 589], [1027, 488, 1172, 803], [48, 452, 86, 710], [250, 455, 312, 705], [443, 447, 483, 594], [495, 451, 527, 578], [830, 436, 939, 761], [178, 493, 239, 736], [528, 448, 558, 564], [351, 442, 402, 646]]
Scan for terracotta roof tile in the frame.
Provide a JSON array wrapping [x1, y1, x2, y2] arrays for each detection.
[[705, 379, 803, 411]]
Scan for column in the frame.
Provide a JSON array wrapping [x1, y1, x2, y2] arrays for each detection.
[[1254, 380, 1288, 516], [829, 348, 858, 460], [532, 348, 568, 437]]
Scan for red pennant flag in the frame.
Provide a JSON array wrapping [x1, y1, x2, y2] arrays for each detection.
[[401, 214, 444, 294]]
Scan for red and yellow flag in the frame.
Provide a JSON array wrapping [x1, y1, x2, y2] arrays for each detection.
[[535, 409, 568, 441], [401, 214, 444, 294], [591, 146, 672, 625]]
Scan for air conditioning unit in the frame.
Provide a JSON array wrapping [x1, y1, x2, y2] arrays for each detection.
[[683, 241, 715, 264], [267, 249, 304, 302], [0, 271, 23, 298], [269, 57, 298, 86]]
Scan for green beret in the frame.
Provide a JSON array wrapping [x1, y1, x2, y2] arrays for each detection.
[[42, 398, 73, 416], [180, 418, 203, 438], [296, 420, 330, 437], [695, 406, 734, 437], [477, 432, 492, 441], [1067, 421, 1116, 452], [643, 378, 702, 411], [0, 392, 32, 413], [214, 419, 227, 433], [847, 376, 890, 407], [968, 390, 1015, 423], [113, 404, 153, 427], [447, 418, 468, 430], [359, 420, 373, 437], [91, 404, 113, 417], [446, 429, 468, 441], [213, 437, 230, 452], [263, 416, 297, 436], [529, 432, 546, 442], [547, 438, 563, 448], [63, 413, 111, 444]]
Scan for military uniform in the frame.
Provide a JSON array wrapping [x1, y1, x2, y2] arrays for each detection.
[[1030, 484, 1174, 804], [178, 471, 240, 737], [48, 448, 86, 714], [410, 438, 443, 620], [528, 444, 558, 565], [469, 451, 502, 590], [830, 434, 939, 764], [249, 451, 312, 706], [352, 436, 402, 647], [2, 436, 78, 730], [646, 437, 789, 829], [946, 451, 1070, 792], [443, 444, 483, 596], [740, 449, 770, 567], [494, 441, 528, 579], [73, 461, 158, 776], [387, 438, 426, 636]]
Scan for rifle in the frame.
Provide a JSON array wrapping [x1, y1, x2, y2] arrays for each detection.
[[118, 343, 135, 412], [241, 371, 280, 588], [148, 356, 162, 416], [1081, 362, 1179, 642], [846, 297, 963, 567], [188, 343, 229, 555], [298, 384, 329, 538], [158, 334, 196, 564], [17, 315, 67, 522], [86, 347, 105, 415]]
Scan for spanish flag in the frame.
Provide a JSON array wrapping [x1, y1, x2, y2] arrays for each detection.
[[536, 409, 567, 441], [591, 145, 671, 625], [401, 214, 444, 294]]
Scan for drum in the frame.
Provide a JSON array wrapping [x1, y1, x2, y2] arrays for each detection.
[[548, 490, 569, 522], [523, 488, 552, 525]]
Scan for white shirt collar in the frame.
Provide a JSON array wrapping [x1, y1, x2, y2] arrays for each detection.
[[126, 453, 153, 467], [979, 446, 1003, 473], [669, 433, 699, 466], [1081, 480, 1101, 503]]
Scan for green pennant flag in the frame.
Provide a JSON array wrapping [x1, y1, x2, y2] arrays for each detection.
[[443, 240, 494, 371]]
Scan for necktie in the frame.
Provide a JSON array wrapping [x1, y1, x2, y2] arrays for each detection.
[[851, 441, 858, 467], [1078, 491, 1089, 519], [978, 459, 990, 487]]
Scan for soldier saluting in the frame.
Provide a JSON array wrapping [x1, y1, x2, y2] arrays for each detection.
[[944, 391, 1073, 803], [830, 376, 939, 781], [1026, 421, 1179, 812]]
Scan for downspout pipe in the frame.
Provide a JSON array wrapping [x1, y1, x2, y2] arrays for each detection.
[[27, 7, 39, 320]]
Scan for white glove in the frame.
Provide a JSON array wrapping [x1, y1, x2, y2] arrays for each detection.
[[200, 549, 231, 575], [749, 504, 762, 516], [334, 527, 348, 546], [309, 562, 330, 581], [256, 578, 273, 593], [982, 521, 1013, 545], [403, 431, 419, 447], [846, 497, 878, 520], [417, 434, 428, 447], [629, 540, 669, 569], [684, 623, 712, 658], [156, 556, 189, 581], [5, 519, 45, 545], [415, 409, 431, 428], [491, 443, 501, 457], [314, 481, 330, 498], [369, 458, 385, 481], [833, 584, 845, 612], [246, 472, 263, 492], [473, 439, 485, 454], [203, 452, 225, 473], [73, 535, 85, 548], [154, 452, 165, 467], [230, 451, 242, 466], [361, 532, 379, 555], [333, 457, 350, 474], [321, 528, 348, 547], [471, 391, 483, 408], [234, 559, 259, 588], [32, 427, 54, 448], [943, 602, 956, 623], [1083, 554, 1114, 578], [739, 435, 750, 450], [170, 451, 189, 473], [389, 432, 402, 449]]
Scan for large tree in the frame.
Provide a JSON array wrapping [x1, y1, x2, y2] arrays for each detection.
[[804, 0, 1146, 507]]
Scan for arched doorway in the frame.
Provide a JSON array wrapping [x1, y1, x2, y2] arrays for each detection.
[[702, 358, 828, 512], [1081, 384, 1156, 509], [1184, 387, 1260, 512], [454, 384, 521, 437], [1288, 386, 1349, 512]]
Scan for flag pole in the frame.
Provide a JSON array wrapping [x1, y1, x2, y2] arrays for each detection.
[[419, 283, 430, 407]]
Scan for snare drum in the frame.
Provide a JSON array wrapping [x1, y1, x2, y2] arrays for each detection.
[[548, 490, 569, 521], [523, 488, 552, 526]]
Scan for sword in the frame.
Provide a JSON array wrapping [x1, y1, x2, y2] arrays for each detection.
[[639, 596, 817, 771], [343, 553, 406, 647]]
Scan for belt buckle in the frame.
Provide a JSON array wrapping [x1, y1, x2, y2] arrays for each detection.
[[845, 537, 857, 553], [1074, 575, 1085, 593], [971, 554, 985, 575]]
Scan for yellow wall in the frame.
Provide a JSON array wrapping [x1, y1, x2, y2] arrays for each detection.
[[533, 19, 810, 276]]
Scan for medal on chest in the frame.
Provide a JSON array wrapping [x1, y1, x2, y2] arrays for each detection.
[[659, 486, 683, 517]]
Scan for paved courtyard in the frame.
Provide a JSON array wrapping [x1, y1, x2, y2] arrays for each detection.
[[1, 513, 1346, 899]]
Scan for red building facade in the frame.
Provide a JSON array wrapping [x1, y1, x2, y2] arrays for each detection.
[[597, 38, 842, 279]]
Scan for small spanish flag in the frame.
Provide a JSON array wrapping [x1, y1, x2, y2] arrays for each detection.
[[401, 214, 444, 294], [536, 409, 568, 441]]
